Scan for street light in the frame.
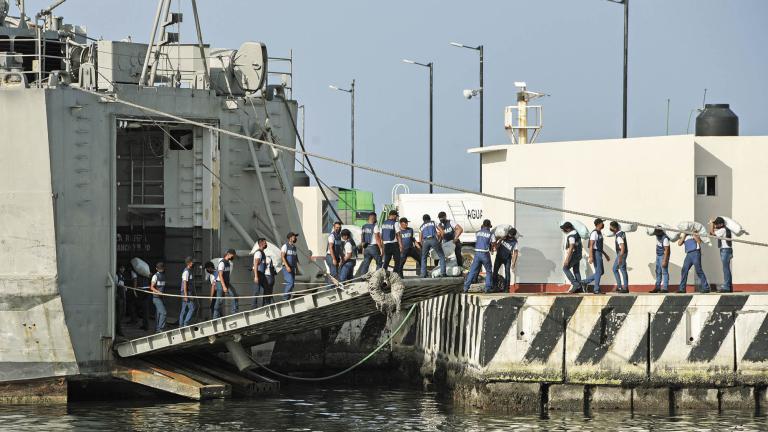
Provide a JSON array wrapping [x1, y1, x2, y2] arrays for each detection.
[[607, 0, 629, 139], [402, 59, 434, 193], [450, 41, 484, 192], [329, 80, 355, 189]]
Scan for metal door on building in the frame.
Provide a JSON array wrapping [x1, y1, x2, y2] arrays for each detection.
[[514, 188, 564, 285]]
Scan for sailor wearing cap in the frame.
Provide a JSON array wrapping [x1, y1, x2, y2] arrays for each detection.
[[281, 232, 300, 301], [150, 261, 167, 332], [493, 228, 519, 293], [580, 218, 610, 294], [215, 248, 238, 316], [463, 219, 495, 293], [709, 216, 733, 293], [396, 217, 421, 277], [179, 256, 196, 327], [357, 212, 383, 277], [560, 222, 584, 293], [381, 210, 402, 274], [420, 214, 446, 278], [338, 229, 358, 282]]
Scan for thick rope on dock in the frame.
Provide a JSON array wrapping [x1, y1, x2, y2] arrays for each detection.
[[367, 269, 404, 314]]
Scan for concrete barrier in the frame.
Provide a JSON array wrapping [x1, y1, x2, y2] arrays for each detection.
[[394, 292, 768, 411]]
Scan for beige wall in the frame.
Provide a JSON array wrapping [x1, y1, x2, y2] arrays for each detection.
[[695, 137, 768, 286], [477, 136, 699, 286], [294, 186, 325, 257]]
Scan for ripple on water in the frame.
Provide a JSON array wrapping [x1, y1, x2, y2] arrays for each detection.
[[0, 386, 768, 431]]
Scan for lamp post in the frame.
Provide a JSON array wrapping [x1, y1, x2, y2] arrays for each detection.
[[450, 41, 483, 192], [403, 59, 434, 193], [607, 0, 628, 138], [329, 80, 355, 189]]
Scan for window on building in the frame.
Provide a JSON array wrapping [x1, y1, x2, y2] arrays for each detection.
[[696, 175, 716, 196]]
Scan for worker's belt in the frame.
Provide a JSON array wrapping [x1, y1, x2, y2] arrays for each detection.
[[475, 249, 490, 253], [423, 236, 435, 240]]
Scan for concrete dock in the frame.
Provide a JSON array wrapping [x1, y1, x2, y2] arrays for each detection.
[[387, 292, 768, 413]]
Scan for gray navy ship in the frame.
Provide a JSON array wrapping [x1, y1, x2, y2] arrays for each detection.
[[0, 0, 315, 388]]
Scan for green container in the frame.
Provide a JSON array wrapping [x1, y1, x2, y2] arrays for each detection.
[[336, 188, 375, 227]]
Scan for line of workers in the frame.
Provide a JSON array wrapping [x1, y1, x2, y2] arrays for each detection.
[[558, 216, 734, 295], [115, 214, 734, 335], [324, 210, 520, 293], [326, 211, 734, 295]]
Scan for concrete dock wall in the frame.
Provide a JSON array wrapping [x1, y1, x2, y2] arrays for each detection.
[[393, 293, 768, 412]]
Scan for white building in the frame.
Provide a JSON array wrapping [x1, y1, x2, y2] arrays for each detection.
[[469, 134, 768, 292]]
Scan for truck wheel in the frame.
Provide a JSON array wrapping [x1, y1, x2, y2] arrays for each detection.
[[460, 245, 475, 272]]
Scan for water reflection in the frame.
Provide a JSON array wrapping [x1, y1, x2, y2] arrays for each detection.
[[0, 384, 766, 431]]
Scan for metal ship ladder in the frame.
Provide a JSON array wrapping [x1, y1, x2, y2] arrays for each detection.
[[243, 129, 304, 246], [192, 129, 205, 289]]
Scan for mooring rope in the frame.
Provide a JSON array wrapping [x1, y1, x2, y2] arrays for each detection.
[[246, 303, 416, 382]]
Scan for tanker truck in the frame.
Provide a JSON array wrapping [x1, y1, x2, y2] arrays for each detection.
[[387, 184, 485, 269]]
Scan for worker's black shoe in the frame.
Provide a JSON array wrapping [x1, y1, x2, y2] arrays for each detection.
[[649, 288, 660, 293]]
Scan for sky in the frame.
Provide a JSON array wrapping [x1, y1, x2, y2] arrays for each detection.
[[43, 0, 768, 210]]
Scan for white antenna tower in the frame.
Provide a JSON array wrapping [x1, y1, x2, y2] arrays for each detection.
[[504, 81, 548, 144]]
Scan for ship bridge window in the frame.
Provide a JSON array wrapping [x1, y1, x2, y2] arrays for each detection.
[[696, 175, 716, 196]]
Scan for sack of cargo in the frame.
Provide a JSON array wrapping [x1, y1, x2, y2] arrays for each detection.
[[720, 216, 748, 236], [677, 221, 710, 245], [431, 265, 463, 278], [492, 224, 521, 239], [130, 257, 151, 278], [249, 241, 284, 272], [606, 222, 637, 237], [430, 241, 457, 262], [561, 219, 590, 239], [645, 224, 681, 242], [493, 224, 512, 238]]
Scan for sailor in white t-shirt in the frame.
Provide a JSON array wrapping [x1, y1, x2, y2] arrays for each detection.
[[178, 256, 196, 327], [710, 217, 733, 292]]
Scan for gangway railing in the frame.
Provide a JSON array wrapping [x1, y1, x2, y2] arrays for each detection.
[[116, 276, 462, 358]]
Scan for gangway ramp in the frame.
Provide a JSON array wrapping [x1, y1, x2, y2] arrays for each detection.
[[116, 277, 462, 358]]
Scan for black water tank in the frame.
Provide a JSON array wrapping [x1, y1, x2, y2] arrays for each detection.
[[695, 104, 739, 136]]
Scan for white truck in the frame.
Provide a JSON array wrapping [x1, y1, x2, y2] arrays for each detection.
[[392, 187, 485, 268]]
